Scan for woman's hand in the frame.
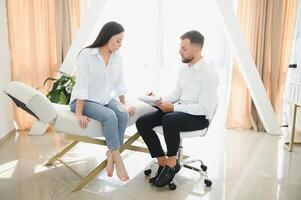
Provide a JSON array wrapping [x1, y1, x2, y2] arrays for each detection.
[[76, 114, 90, 128], [128, 106, 136, 116], [118, 103, 135, 116]]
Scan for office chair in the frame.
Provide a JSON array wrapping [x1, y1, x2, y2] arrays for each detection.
[[144, 103, 218, 190]]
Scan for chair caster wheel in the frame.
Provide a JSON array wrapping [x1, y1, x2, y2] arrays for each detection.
[[168, 182, 177, 190], [144, 169, 152, 176], [201, 164, 207, 172], [204, 179, 212, 187]]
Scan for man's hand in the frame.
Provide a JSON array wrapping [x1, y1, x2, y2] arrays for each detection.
[[155, 101, 174, 113]]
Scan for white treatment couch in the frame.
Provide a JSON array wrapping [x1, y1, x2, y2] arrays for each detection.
[[4, 81, 155, 191]]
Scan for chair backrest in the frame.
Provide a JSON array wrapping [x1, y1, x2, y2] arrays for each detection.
[[178, 102, 218, 139], [199, 102, 219, 137]]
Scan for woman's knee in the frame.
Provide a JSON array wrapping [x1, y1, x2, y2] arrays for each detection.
[[117, 110, 129, 122], [102, 110, 118, 125]]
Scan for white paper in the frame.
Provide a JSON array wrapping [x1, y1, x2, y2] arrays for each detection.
[[138, 95, 161, 106]]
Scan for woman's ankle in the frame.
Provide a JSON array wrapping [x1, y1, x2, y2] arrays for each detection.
[[111, 149, 120, 154], [106, 150, 114, 177], [111, 149, 129, 181]]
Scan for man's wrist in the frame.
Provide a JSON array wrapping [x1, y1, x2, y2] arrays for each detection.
[[173, 104, 180, 112]]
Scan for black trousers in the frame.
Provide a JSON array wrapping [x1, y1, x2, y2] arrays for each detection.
[[136, 110, 209, 158]]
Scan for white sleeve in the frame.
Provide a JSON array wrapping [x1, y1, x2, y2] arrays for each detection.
[[174, 71, 219, 116], [72, 55, 89, 100], [114, 62, 128, 97], [161, 70, 182, 103]]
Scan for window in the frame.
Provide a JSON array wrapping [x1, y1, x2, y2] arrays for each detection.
[[86, 0, 161, 96], [88, 0, 233, 113]]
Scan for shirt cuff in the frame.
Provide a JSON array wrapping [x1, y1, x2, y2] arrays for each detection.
[[173, 103, 183, 112], [161, 96, 169, 102]]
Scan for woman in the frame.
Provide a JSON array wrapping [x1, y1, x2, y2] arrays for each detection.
[[70, 21, 135, 181]]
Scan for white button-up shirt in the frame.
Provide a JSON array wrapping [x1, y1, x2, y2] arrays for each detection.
[[163, 58, 219, 119], [70, 48, 127, 105]]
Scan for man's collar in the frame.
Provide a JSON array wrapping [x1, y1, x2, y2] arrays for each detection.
[[189, 57, 205, 70]]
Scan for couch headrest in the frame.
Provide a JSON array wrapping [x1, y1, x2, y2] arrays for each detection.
[[4, 81, 57, 125]]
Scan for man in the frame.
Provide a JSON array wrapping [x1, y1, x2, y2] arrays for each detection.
[[136, 30, 219, 188]]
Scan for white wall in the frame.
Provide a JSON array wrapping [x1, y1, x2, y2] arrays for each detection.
[[0, 0, 14, 140]]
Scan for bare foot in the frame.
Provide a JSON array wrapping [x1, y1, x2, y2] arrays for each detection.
[[112, 150, 129, 181], [106, 150, 114, 177]]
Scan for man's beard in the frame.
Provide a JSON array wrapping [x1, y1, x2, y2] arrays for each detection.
[[182, 56, 194, 63]]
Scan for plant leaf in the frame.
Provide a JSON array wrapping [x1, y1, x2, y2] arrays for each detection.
[[44, 71, 76, 104], [59, 92, 68, 105], [48, 90, 61, 103]]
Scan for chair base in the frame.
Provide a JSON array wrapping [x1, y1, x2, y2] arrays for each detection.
[[144, 139, 212, 189], [144, 158, 212, 189], [183, 159, 212, 187], [45, 132, 149, 192]]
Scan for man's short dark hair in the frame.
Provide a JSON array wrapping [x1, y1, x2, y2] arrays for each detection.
[[180, 30, 204, 49]]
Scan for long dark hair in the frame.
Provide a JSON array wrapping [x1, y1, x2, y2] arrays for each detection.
[[78, 21, 124, 57]]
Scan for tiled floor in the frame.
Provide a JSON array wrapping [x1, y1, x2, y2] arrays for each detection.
[[0, 121, 300, 200]]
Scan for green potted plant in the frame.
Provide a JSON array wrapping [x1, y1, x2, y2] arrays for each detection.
[[43, 71, 76, 105]]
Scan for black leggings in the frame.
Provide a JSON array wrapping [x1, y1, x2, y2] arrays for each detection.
[[136, 110, 209, 157]]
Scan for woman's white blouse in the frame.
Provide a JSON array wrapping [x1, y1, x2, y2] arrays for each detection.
[[70, 48, 127, 105]]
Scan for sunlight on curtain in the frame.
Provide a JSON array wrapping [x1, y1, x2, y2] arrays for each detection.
[[7, 0, 87, 130], [7, 0, 57, 130], [55, 0, 88, 66]]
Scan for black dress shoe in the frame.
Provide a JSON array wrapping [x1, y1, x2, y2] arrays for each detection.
[[155, 160, 181, 188], [149, 165, 164, 184]]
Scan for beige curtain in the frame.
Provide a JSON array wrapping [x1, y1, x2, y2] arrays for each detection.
[[226, 0, 299, 131], [7, 0, 57, 131], [55, 0, 87, 66], [7, 0, 87, 131]]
